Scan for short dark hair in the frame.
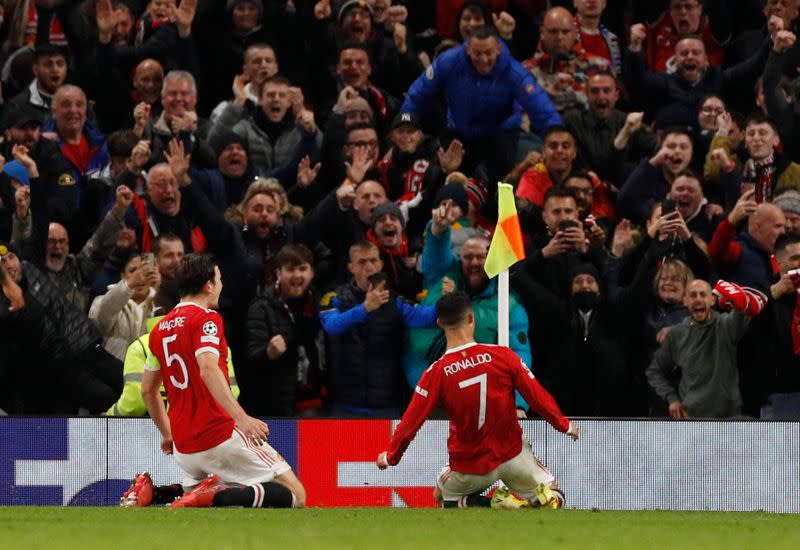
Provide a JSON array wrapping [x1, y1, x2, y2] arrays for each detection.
[[437, 291, 473, 328], [263, 74, 291, 88], [730, 111, 746, 130], [564, 169, 593, 186], [775, 233, 800, 255], [661, 125, 692, 141], [152, 233, 183, 257], [107, 129, 138, 158], [746, 112, 778, 133], [469, 24, 499, 41], [274, 244, 313, 269], [698, 94, 725, 110], [543, 124, 575, 143], [34, 43, 68, 63], [346, 123, 377, 141], [673, 168, 702, 184], [245, 43, 275, 59], [176, 254, 217, 297], [543, 186, 577, 206], [339, 41, 371, 62]]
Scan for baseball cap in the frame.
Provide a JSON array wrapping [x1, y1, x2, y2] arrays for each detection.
[[391, 111, 421, 130]]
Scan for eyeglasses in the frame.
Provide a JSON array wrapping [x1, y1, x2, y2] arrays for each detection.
[[701, 107, 725, 115]]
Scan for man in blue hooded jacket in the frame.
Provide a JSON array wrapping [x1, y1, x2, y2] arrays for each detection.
[[401, 25, 561, 188]]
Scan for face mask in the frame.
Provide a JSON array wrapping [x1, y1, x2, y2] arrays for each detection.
[[573, 290, 599, 312]]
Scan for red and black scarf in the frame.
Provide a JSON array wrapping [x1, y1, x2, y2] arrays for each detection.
[[377, 154, 430, 202], [753, 155, 777, 204]]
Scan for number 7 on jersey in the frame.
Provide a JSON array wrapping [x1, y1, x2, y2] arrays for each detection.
[[458, 373, 487, 429]]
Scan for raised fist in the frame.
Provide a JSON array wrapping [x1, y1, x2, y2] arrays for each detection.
[[713, 280, 748, 311], [709, 148, 732, 169], [774, 30, 797, 53], [313, 0, 331, 20], [492, 11, 516, 41], [630, 24, 646, 49], [623, 112, 644, 133]]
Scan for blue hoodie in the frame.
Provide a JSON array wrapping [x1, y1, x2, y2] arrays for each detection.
[[401, 41, 561, 141]]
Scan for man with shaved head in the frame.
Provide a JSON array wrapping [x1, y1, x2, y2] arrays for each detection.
[[646, 277, 761, 418], [524, 7, 611, 112], [133, 60, 165, 107], [709, 191, 787, 291]]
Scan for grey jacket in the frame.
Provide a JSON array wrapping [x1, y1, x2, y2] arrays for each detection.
[[209, 104, 322, 176], [646, 310, 749, 418]]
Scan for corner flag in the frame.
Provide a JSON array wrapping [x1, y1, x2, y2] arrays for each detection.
[[484, 182, 525, 278]]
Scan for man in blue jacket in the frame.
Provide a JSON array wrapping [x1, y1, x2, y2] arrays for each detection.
[[321, 240, 437, 417], [401, 25, 561, 188]]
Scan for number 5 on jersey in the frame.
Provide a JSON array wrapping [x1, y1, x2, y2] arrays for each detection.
[[458, 373, 487, 429], [162, 334, 189, 389]]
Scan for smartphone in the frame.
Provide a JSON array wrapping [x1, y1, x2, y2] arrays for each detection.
[[558, 219, 580, 232], [141, 253, 156, 268], [661, 199, 677, 216]]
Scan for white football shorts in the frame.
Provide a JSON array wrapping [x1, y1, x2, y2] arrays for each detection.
[[436, 437, 554, 501], [173, 427, 292, 489]]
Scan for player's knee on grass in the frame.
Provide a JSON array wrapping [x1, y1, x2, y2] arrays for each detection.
[[275, 472, 306, 507]]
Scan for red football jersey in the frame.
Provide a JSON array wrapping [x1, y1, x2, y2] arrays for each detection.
[[146, 301, 235, 454], [386, 343, 570, 474]]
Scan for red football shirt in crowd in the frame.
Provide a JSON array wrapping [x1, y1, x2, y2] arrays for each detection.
[[386, 342, 569, 474], [146, 301, 235, 454]]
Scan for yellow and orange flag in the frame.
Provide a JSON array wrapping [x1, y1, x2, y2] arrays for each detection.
[[484, 182, 526, 278]]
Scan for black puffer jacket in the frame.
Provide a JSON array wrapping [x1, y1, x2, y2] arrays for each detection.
[[245, 285, 322, 417], [324, 282, 409, 410]]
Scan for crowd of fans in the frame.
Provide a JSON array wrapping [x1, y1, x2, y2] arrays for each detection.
[[0, 0, 799, 421]]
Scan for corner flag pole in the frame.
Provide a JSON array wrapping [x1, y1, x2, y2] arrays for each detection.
[[498, 270, 510, 347], [484, 182, 526, 348]]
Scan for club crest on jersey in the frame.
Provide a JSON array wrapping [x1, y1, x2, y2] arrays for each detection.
[[202, 321, 218, 336]]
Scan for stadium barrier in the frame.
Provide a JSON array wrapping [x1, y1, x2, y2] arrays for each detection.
[[1, 418, 798, 512]]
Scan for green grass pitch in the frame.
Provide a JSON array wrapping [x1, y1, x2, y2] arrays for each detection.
[[1, 507, 800, 550]]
